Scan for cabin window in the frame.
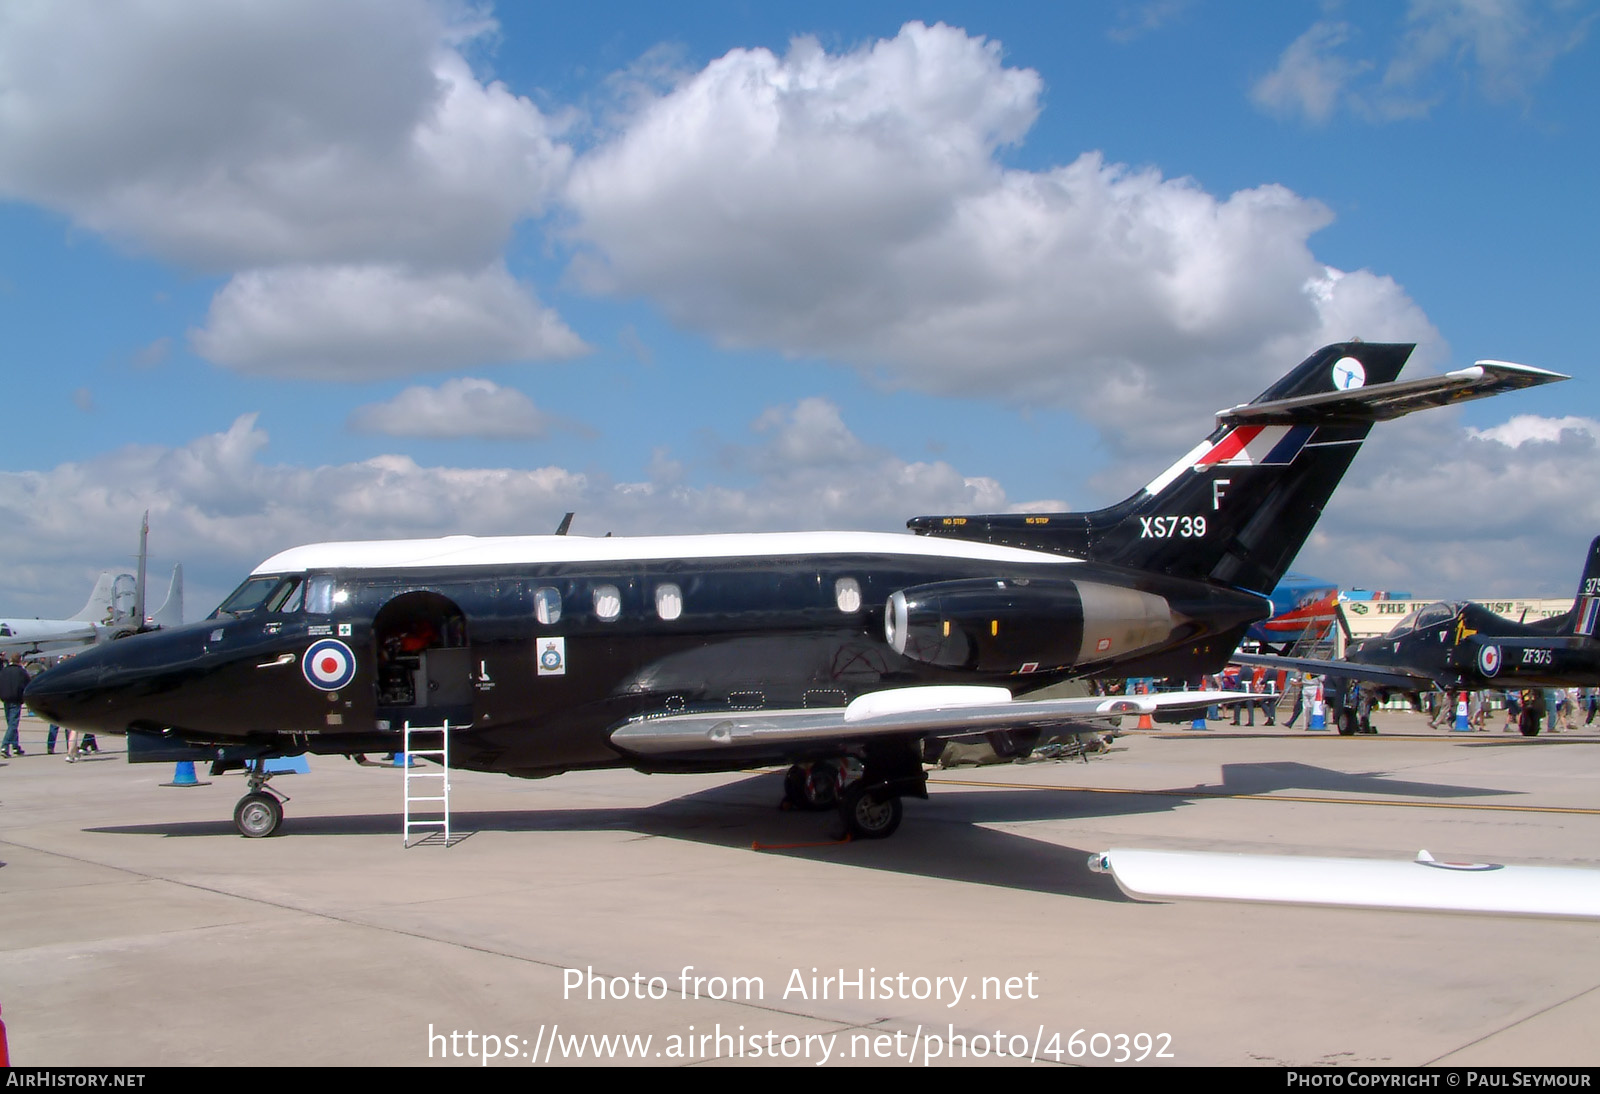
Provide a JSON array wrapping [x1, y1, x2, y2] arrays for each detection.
[[593, 584, 622, 622], [834, 577, 862, 613], [655, 583, 683, 621], [534, 586, 562, 625], [304, 577, 348, 615]]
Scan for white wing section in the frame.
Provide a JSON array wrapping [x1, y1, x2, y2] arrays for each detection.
[[1089, 848, 1600, 919], [609, 686, 1242, 757], [1217, 360, 1567, 425]]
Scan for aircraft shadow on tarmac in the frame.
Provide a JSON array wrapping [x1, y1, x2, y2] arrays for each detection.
[[85, 759, 1517, 901]]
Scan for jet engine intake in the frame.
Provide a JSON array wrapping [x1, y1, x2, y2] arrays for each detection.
[[884, 578, 1177, 673]]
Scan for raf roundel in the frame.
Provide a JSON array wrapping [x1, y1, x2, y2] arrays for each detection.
[[303, 638, 357, 691], [1478, 644, 1502, 677]]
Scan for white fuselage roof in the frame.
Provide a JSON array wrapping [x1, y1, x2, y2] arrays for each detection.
[[250, 531, 1077, 576]]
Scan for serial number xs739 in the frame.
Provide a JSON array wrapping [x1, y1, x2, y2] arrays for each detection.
[[1138, 515, 1207, 539]]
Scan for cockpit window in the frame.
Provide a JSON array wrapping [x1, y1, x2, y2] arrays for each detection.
[[266, 578, 304, 614], [1385, 609, 1421, 636], [1416, 603, 1456, 629], [213, 576, 284, 619]]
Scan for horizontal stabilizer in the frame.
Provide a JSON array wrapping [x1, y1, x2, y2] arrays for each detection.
[[1089, 847, 1600, 918], [1219, 361, 1566, 426], [610, 687, 1247, 757]]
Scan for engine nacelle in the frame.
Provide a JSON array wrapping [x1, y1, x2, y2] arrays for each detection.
[[884, 578, 1177, 673]]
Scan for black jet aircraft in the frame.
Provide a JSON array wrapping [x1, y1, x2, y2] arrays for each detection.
[[1234, 536, 1600, 736], [25, 343, 1562, 838]]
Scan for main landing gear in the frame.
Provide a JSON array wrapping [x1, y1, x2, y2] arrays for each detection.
[[781, 747, 927, 841], [232, 759, 288, 838]]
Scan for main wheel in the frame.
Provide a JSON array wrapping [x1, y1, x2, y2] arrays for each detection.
[[1519, 709, 1542, 737], [234, 792, 283, 838], [1337, 709, 1358, 736], [782, 761, 839, 811], [838, 784, 902, 840]]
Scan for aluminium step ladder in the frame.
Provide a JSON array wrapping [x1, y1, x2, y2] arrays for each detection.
[[402, 721, 456, 847]]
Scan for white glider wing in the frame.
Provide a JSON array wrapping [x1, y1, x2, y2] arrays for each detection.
[[1089, 848, 1600, 919]]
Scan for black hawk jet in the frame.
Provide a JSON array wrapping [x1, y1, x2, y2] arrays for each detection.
[[1234, 536, 1600, 736], [25, 343, 1561, 837]]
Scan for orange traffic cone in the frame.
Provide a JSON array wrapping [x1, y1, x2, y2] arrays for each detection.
[[1135, 682, 1154, 729]]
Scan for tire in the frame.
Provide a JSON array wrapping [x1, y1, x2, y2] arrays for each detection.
[[1519, 710, 1542, 738], [838, 783, 902, 840], [234, 792, 283, 838], [782, 761, 839, 811], [1337, 710, 1358, 736]]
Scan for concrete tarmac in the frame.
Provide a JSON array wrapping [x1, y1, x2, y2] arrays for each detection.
[[2, 709, 1598, 1068]]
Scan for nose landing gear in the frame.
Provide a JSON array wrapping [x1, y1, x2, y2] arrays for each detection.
[[232, 759, 289, 837]]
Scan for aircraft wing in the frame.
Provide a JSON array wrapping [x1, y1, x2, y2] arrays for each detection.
[[1088, 848, 1600, 918], [1230, 651, 1431, 692], [1218, 360, 1566, 425], [609, 685, 1244, 758]]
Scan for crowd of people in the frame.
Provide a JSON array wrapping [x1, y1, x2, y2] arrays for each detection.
[[0, 653, 97, 761]]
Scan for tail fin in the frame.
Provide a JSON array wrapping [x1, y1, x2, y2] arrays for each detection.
[[68, 572, 121, 623], [1570, 536, 1600, 638], [148, 564, 184, 628], [909, 342, 1565, 595]]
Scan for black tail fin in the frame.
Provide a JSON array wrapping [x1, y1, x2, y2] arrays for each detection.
[[909, 342, 1564, 595], [1570, 536, 1600, 638]]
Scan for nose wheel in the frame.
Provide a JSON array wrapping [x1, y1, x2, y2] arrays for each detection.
[[233, 758, 290, 837]]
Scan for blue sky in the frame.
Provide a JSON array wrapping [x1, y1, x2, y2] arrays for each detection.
[[1, 0, 1597, 618]]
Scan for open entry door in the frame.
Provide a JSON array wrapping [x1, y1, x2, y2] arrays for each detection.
[[373, 591, 474, 727]]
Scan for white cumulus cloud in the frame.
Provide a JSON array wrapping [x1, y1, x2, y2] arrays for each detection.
[[348, 378, 571, 440], [0, 0, 581, 378], [566, 22, 1438, 454], [190, 263, 587, 379], [0, 402, 1012, 617], [1253, 1, 1592, 124]]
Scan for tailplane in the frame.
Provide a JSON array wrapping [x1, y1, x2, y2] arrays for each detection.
[[909, 342, 1565, 595]]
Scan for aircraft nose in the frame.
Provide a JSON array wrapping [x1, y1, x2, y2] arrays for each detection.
[[25, 658, 102, 728]]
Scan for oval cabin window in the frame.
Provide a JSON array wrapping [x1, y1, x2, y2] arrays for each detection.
[[534, 586, 562, 625], [834, 577, 862, 613], [593, 584, 622, 622], [655, 583, 683, 621]]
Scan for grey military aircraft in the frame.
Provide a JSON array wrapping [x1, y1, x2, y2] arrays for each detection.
[[0, 514, 182, 658], [25, 342, 1561, 837]]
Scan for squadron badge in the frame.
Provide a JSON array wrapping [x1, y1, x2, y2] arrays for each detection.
[[538, 637, 566, 676]]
